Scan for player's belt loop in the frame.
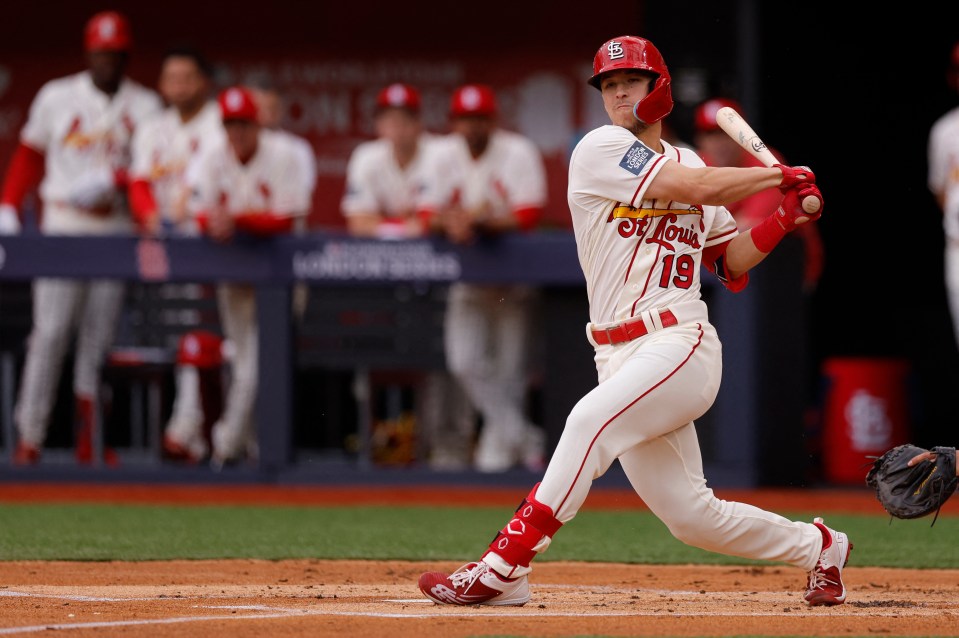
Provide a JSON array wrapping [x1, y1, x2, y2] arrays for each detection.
[[604, 326, 615, 344]]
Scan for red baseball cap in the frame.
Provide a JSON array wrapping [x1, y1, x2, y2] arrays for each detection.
[[449, 84, 497, 118], [376, 83, 421, 112], [218, 86, 259, 123], [694, 97, 744, 132], [84, 11, 132, 52]]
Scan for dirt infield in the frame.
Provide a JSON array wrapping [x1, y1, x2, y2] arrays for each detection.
[[2, 484, 958, 636], [2, 560, 959, 637]]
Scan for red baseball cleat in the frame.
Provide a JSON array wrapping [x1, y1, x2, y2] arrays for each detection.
[[804, 517, 853, 606], [419, 561, 530, 606]]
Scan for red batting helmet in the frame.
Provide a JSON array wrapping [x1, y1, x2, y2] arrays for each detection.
[[376, 83, 421, 113], [84, 11, 132, 52], [218, 86, 259, 123], [589, 35, 673, 125], [694, 97, 744, 132], [449, 84, 497, 118]]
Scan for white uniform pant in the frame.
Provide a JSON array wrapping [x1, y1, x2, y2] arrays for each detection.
[[520, 302, 822, 574], [211, 283, 258, 460], [15, 278, 124, 447], [443, 283, 537, 467]]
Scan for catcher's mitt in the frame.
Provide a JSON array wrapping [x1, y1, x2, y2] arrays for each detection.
[[865, 444, 958, 525]]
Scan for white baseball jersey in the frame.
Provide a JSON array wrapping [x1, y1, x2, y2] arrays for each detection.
[[20, 70, 162, 234], [567, 125, 739, 325], [341, 132, 441, 219], [186, 129, 313, 218], [424, 129, 547, 217], [928, 105, 959, 240], [272, 128, 317, 198], [129, 100, 224, 225]]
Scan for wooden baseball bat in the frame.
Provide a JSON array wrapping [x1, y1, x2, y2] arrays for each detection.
[[714, 106, 821, 215]]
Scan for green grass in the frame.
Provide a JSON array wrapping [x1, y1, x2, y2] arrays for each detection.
[[0, 503, 957, 566]]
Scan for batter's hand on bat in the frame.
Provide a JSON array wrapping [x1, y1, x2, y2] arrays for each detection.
[[774, 184, 823, 231], [775, 164, 816, 192]]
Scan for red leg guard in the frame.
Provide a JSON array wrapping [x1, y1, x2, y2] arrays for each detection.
[[485, 483, 563, 568]]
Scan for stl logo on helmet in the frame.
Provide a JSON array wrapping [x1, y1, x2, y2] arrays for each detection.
[[461, 87, 481, 110], [385, 84, 407, 106], [226, 90, 244, 110], [99, 18, 117, 39], [607, 41, 625, 60]]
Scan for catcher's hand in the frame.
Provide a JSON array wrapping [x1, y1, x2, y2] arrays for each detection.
[[865, 444, 958, 525]]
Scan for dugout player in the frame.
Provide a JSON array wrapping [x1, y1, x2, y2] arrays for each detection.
[[340, 83, 475, 469], [342, 83, 438, 238], [928, 41, 959, 348], [127, 45, 226, 463], [422, 83, 548, 472], [249, 81, 317, 213], [419, 36, 851, 607], [129, 45, 222, 236], [0, 11, 162, 464], [186, 86, 313, 467]]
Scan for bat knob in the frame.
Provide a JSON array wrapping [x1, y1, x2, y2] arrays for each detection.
[[801, 197, 821, 215]]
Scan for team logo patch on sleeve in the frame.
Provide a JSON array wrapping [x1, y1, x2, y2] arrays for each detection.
[[619, 141, 654, 176]]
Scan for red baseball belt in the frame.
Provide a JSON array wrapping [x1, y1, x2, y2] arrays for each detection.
[[591, 309, 678, 345]]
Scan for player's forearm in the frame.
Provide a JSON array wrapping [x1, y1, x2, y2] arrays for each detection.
[[722, 231, 770, 278], [128, 179, 158, 227], [651, 163, 781, 207], [695, 166, 784, 206]]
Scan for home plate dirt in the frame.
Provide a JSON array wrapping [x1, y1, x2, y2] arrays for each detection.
[[0, 560, 957, 637]]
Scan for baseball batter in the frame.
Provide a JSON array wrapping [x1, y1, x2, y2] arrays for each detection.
[[127, 46, 226, 462], [420, 36, 851, 607], [0, 11, 162, 464], [424, 84, 548, 472], [186, 86, 313, 467], [928, 42, 959, 347]]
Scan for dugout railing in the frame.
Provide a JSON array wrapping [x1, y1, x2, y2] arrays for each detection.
[[0, 231, 810, 486]]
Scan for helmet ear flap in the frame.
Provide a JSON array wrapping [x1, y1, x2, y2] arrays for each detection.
[[632, 74, 673, 125]]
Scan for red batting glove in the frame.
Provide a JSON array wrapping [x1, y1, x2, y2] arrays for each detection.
[[775, 164, 816, 192], [773, 184, 823, 231], [751, 184, 823, 253]]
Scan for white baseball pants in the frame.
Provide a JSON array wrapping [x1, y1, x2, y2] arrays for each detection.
[[526, 300, 822, 574]]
